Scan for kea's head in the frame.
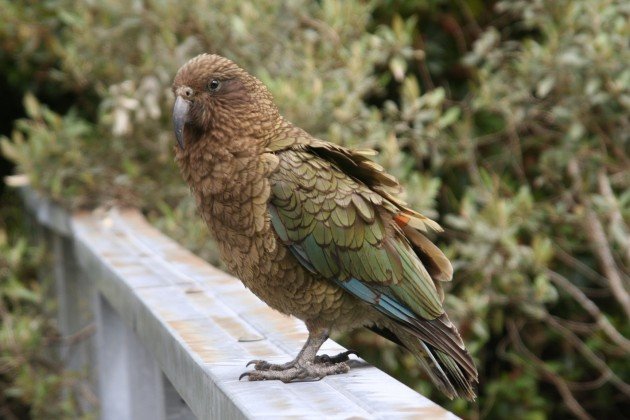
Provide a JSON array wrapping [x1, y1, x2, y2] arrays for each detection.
[[171, 54, 279, 149]]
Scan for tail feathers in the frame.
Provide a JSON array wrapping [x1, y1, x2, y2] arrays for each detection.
[[395, 326, 478, 401], [434, 348, 477, 401]]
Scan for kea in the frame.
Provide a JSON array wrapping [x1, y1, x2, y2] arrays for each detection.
[[172, 54, 478, 400]]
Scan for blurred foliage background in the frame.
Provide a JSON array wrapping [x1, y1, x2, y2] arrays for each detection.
[[1, 0, 628, 418]]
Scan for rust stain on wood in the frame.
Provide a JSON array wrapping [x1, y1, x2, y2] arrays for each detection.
[[168, 319, 226, 363]]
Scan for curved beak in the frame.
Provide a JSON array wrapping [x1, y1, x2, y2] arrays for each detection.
[[172, 96, 190, 149]]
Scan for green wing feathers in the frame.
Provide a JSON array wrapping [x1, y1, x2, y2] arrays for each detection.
[[270, 148, 444, 316], [268, 143, 478, 399]]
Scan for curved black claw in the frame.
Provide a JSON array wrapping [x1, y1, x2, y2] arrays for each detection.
[[314, 349, 358, 364], [246, 359, 263, 368], [239, 372, 250, 381]]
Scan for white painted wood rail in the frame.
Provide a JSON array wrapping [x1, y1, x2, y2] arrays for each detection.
[[20, 187, 458, 420]]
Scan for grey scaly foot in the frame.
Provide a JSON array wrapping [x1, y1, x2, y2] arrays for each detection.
[[240, 361, 350, 382], [314, 350, 357, 364], [245, 359, 296, 371], [246, 349, 357, 372]]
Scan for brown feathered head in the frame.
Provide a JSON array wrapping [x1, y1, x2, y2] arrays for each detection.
[[172, 54, 279, 149]]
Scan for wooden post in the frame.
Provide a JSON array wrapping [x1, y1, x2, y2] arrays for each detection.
[[95, 294, 167, 420]]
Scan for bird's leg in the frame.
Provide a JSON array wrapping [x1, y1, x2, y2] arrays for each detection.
[[245, 330, 325, 372], [241, 326, 356, 382]]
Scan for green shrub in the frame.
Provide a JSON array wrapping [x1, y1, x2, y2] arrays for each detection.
[[0, 192, 87, 419], [443, 1, 630, 417]]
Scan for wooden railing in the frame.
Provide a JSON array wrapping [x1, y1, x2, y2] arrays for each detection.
[[20, 186, 457, 419]]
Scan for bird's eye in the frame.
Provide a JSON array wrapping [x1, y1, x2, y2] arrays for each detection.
[[208, 79, 221, 92]]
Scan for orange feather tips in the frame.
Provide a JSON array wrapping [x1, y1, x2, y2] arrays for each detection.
[[395, 211, 443, 233]]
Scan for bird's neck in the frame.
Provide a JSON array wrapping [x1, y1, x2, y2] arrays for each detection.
[[176, 133, 263, 199], [174, 118, 289, 246]]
